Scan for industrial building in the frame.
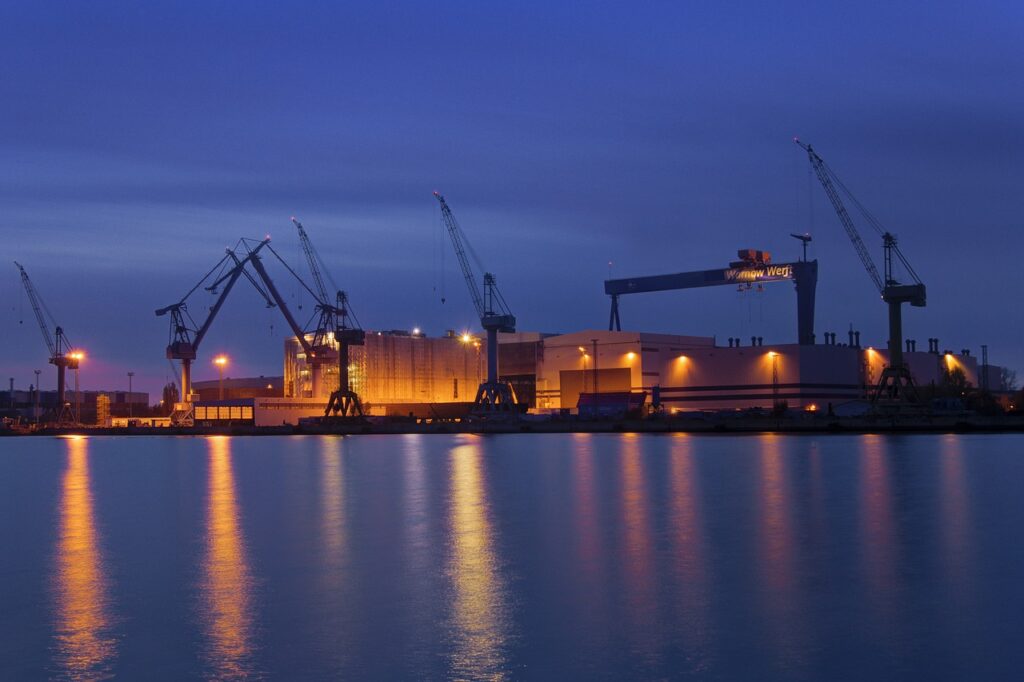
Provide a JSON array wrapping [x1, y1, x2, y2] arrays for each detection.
[[283, 330, 492, 405], [0, 388, 150, 425], [181, 324, 1011, 427], [191, 376, 283, 401]]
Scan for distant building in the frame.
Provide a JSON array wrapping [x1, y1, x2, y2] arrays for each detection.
[[191, 376, 283, 401]]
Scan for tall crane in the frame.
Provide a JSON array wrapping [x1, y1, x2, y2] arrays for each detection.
[[156, 238, 273, 424], [14, 262, 77, 423], [796, 139, 927, 403], [434, 192, 518, 411], [242, 235, 366, 417], [291, 218, 365, 417]]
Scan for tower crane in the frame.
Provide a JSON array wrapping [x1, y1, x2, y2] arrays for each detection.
[[244, 233, 365, 417], [796, 139, 927, 403], [433, 192, 518, 411], [14, 262, 77, 423], [291, 218, 365, 417], [156, 238, 274, 424]]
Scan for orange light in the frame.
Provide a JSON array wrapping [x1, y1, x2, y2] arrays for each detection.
[[69, 350, 85, 361], [214, 355, 228, 367], [806, 404, 818, 412], [767, 351, 778, 358], [626, 352, 636, 360], [461, 333, 471, 343], [578, 346, 586, 353]]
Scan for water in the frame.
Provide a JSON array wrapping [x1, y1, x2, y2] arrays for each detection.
[[2, 433, 1023, 680]]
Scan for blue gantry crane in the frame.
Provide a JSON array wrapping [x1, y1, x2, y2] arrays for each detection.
[[434, 192, 518, 411], [284, 218, 365, 417], [14, 261, 78, 423], [796, 138, 927, 403]]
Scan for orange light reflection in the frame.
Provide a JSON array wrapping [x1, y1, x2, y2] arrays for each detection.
[[448, 439, 508, 680], [668, 434, 711, 663], [200, 436, 256, 680], [619, 433, 661, 661], [52, 436, 117, 679]]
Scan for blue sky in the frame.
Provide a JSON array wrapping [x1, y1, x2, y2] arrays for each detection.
[[2, 1, 1022, 397]]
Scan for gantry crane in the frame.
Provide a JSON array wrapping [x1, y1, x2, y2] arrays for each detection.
[[434, 192, 518, 411], [14, 262, 78, 423], [796, 139, 927, 403], [291, 218, 365, 417], [156, 238, 274, 424]]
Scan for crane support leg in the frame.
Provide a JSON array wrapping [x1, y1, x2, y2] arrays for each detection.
[[325, 341, 364, 418], [472, 326, 517, 412], [608, 295, 621, 331], [181, 359, 192, 401], [793, 261, 818, 345], [873, 301, 919, 405]]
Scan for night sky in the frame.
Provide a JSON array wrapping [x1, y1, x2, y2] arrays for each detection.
[[2, 1, 1022, 398]]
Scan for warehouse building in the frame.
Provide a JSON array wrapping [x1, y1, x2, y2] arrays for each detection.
[[190, 327, 1003, 426]]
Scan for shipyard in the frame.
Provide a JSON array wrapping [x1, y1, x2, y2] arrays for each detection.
[[2, 144, 1021, 435], [6, 3, 1024, 680]]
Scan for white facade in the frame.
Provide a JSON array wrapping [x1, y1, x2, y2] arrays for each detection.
[[533, 330, 981, 411]]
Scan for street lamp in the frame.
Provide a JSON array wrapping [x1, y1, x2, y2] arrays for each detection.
[[767, 351, 780, 409], [127, 371, 134, 419], [214, 355, 228, 400], [578, 346, 588, 393]]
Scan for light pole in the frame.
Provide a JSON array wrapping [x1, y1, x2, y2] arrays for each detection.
[[768, 351, 780, 410], [127, 371, 134, 419], [34, 369, 40, 423], [591, 339, 599, 394], [70, 351, 84, 423], [214, 355, 228, 400], [578, 346, 588, 393]]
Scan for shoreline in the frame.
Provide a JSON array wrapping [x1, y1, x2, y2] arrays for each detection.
[[4, 413, 1024, 437]]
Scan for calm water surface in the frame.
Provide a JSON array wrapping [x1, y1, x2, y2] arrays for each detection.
[[2, 433, 1023, 680]]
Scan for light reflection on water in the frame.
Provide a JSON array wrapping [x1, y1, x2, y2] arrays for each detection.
[[756, 434, 807, 671], [199, 436, 256, 680], [447, 437, 510, 680], [859, 434, 899, 646], [14, 432, 1018, 680], [50, 436, 117, 681], [667, 434, 711, 669], [618, 433, 661, 664]]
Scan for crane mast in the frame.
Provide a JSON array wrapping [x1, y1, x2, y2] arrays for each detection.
[[796, 139, 927, 405], [156, 238, 272, 424], [14, 262, 77, 423], [434, 192, 518, 412], [288, 218, 366, 417]]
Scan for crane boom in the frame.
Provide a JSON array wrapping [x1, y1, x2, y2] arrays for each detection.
[[795, 139, 885, 293], [434, 192, 487, 317], [15, 262, 57, 357], [292, 217, 333, 303]]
